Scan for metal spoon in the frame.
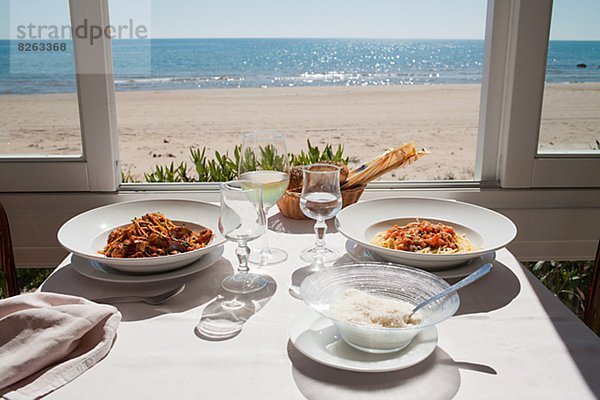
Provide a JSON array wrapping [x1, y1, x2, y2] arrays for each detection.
[[406, 263, 493, 322], [93, 284, 186, 305]]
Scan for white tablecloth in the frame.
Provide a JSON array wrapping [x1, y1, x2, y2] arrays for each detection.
[[38, 215, 600, 400]]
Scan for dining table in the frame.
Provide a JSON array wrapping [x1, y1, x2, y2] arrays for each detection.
[[38, 211, 600, 400]]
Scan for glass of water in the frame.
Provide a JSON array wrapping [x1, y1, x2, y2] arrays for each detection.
[[219, 180, 268, 294], [299, 164, 342, 268]]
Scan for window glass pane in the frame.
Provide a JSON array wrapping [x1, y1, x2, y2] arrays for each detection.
[[0, 0, 82, 157], [538, 0, 600, 153], [111, 1, 486, 183]]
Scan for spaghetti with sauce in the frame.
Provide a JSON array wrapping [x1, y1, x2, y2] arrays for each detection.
[[100, 212, 213, 258], [371, 220, 474, 254]]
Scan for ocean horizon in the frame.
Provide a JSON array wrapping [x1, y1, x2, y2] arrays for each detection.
[[1, 38, 599, 94]]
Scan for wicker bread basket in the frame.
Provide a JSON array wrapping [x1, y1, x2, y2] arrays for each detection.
[[276, 142, 426, 219], [277, 184, 366, 220]]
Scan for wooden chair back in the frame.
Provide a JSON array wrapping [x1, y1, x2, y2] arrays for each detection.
[[0, 201, 19, 297]]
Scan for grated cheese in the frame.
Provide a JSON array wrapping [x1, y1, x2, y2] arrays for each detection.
[[329, 288, 422, 328]]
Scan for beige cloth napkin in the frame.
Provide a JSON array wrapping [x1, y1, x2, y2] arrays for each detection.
[[0, 293, 121, 400]]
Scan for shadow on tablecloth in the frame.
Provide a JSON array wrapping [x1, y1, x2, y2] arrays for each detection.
[[454, 259, 521, 316], [194, 275, 277, 341], [268, 213, 338, 235], [288, 342, 463, 400], [288, 257, 357, 299], [520, 268, 600, 398], [40, 257, 234, 322]]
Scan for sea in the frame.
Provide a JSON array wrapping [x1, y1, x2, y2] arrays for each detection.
[[1, 38, 599, 95]]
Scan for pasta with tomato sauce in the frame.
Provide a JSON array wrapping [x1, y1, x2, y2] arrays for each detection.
[[371, 220, 475, 254], [100, 212, 213, 258]]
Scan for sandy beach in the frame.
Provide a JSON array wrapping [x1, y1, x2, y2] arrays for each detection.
[[1, 83, 598, 182]]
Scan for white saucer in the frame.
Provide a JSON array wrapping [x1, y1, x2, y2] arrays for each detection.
[[71, 246, 224, 283], [345, 240, 496, 279], [289, 308, 438, 373]]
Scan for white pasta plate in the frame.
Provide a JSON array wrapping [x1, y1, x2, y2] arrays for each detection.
[[335, 197, 517, 269], [344, 240, 496, 279], [58, 199, 226, 274], [70, 246, 224, 283]]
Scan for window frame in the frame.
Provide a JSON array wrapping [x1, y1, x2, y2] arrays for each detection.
[[1, 0, 598, 193], [498, 0, 600, 188], [0, 0, 119, 192]]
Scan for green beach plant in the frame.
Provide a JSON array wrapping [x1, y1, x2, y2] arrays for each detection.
[[210, 150, 239, 182], [144, 162, 192, 183], [130, 140, 349, 184], [121, 169, 139, 183], [290, 140, 349, 166], [190, 147, 210, 181], [190, 147, 238, 182], [237, 146, 257, 175], [522, 260, 593, 319], [1, 268, 54, 298], [258, 144, 287, 171]]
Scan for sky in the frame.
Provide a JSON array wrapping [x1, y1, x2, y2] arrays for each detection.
[[2, 0, 600, 40]]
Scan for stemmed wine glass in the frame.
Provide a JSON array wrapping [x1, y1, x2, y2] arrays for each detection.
[[299, 164, 342, 268], [238, 131, 290, 266], [218, 180, 267, 294]]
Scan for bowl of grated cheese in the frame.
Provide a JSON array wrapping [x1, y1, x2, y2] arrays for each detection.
[[300, 262, 459, 353]]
